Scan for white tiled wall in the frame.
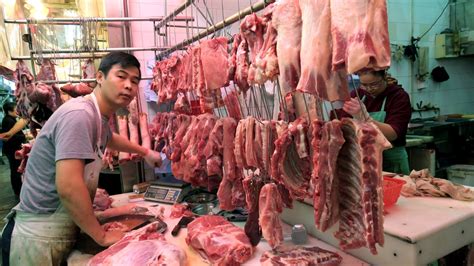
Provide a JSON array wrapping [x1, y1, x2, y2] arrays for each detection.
[[388, 0, 474, 118]]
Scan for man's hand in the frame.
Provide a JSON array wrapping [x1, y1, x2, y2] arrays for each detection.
[[95, 230, 125, 247], [343, 98, 371, 121], [143, 149, 162, 168]]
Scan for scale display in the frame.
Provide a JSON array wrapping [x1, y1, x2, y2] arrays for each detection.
[[144, 184, 190, 204]]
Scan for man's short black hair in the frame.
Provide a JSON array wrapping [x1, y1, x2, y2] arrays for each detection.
[[3, 101, 16, 114], [98, 52, 141, 79]]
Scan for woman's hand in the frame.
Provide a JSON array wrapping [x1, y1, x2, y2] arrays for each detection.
[[343, 98, 371, 121], [0, 132, 13, 141], [0, 118, 29, 140]]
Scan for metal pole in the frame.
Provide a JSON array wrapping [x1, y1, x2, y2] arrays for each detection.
[[157, 0, 275, 57], [123, 0, 132, 48], [25, 21, 36, 80], [164, 0, 169, 47], [37, 76, 153, 84], [165, 24, 206, 29], [153, 20, 157, 61], [11, 53, 108, 60], [27, 46, 171, 54], [154, 0, 195, 29], [192, 2, 214, 27], [4, 17, 194, 24]]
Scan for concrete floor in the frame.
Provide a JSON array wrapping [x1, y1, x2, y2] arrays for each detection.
[[0, 156, 19, 229], [0, 155, 20, 263]]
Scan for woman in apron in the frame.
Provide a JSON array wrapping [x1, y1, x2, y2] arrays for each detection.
[[341, 70, 412, 175]]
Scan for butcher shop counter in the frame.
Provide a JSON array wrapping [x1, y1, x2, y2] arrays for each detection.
[[75, 193, 368, 266], [281, 192, 474, 265]]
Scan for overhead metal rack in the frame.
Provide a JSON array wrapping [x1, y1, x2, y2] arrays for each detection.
[[28, 46, 170, 55], [151, 0, 313, 124], [11, 53, 109, 61], [4, 15, 191, 82], [38, 77, 153, 85], [4, 16, 194, 25], [154, 0, 195, 29], [156, 0, 275, 58]]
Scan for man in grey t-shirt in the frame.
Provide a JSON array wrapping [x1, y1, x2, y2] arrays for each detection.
[[2, 52, 162, 265]]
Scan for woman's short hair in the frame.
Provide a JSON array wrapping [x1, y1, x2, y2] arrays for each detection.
[[358, 69, 387, 79]]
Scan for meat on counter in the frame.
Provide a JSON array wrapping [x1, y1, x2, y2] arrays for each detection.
[[186, 215, 253, 265], [93, 188, 113, 211], [88, 222, 186, 266], [396, 169, 474, 201], [260, 245, 342, 266]]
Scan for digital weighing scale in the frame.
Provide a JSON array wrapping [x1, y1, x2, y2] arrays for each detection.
[[144, 175, 191, 204]]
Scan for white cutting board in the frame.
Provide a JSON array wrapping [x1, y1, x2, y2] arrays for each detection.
[[384, 195, 474, 243]]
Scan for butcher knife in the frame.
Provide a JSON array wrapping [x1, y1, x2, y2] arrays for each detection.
[[171, 216, 194, 236]]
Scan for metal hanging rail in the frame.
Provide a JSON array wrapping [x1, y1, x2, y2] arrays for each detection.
[[5, 15, 190, 61], [4, 16, 194, 25], [154, 0, 195, 29], [11, 47, 172, 62], [38, 76, 153, 85], [11, 53, 109, 61], [157, 0, 275, 58], [165, 24, 206, 30], [29, 46, 170, 54]]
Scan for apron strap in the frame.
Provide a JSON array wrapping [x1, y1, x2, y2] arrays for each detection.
[[89, 93, 105, 159], [380, 96, 387, 112], [1, 215, 15, 266]]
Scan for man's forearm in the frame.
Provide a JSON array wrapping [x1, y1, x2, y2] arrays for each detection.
[[56, 161, 105, 244], [59, 180, 105, 242], [107, 132, 148, 156]]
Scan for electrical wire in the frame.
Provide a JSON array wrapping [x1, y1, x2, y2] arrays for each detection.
[[416, 1, 450, 42]]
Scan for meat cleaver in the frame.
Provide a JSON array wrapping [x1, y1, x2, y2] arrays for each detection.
[[171, 216, 194, 236]]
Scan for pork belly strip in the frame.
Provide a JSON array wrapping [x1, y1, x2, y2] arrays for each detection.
[[311, 119, 325, 229], [243, 173, 265, 246], [259, 183, 283, 249], [117, 115, 131, 163], [271, 118, 312, 199], [260, 245, 342, 266], [138, 113, 151, 150], [335, 118, 391, 254], [234, 119, 248, 168], [317, 120, 345, 232]]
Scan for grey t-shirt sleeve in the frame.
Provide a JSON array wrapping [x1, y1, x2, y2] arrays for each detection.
[[54, 109, 96, 162]]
